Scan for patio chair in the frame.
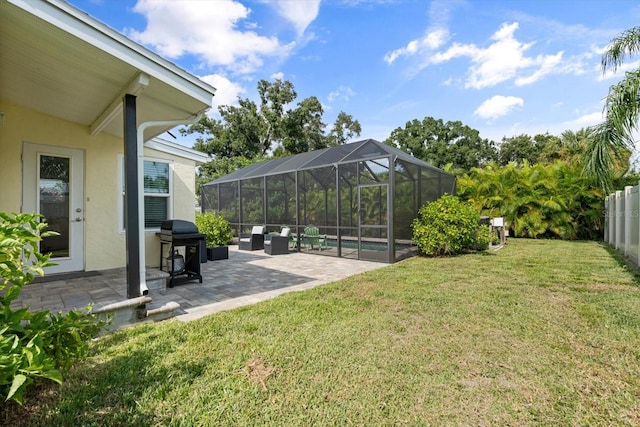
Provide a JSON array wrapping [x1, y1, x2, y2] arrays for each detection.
[[264, 227, 291, 255], [238, 226, 265, 251], [302, 226, 327, 251]]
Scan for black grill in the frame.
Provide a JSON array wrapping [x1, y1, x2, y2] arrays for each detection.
[[160, 219, 205, 241], [159, 220, 204, 287]]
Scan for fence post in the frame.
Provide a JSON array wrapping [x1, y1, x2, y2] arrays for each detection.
[[637, 181, 640, 265], [615, 190, 622, 251], [604, 195, 609, 244], [611, 191, 616, 248], [608, 193, 612, 246], [625, 186, 633, 256]]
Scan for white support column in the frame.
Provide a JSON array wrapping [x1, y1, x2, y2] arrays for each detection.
[[136, 113, 203, 296]]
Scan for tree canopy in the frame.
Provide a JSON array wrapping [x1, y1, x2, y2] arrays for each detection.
[[384, 117, 498, 171], [182, 78, 361, 195], [497, 134, 544, 166], [183, 79, 361, 161]]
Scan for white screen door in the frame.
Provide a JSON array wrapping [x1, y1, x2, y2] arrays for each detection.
[[22, 143, 85, 273]]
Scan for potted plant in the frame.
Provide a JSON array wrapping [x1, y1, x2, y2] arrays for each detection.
[[195, 211, 234, 261]]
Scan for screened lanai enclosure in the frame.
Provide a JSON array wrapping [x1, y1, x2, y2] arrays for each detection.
[[201, 139, 456, 263]]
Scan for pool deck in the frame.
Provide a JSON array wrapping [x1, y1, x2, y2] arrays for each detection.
[[13, 245, 388, 323]]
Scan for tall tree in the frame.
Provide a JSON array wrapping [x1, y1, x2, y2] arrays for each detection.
[[256, 79, 297, 151], [589, 26, 640, 191], [184, 79, 303, 159], [184, 79, 362, 160], [498, 134, 543, 165], [280, 96, 326, 155], [328, 111, 362, 147], [385, 117, 498, 170], [556, 128, 593, 164], [534, 133, 563, 164]]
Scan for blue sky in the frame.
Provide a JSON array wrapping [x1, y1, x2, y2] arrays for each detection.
[[69, 0, 640, 148]]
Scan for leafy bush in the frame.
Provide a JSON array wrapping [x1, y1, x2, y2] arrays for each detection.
[[457, 161, 603, 240], [0, 212, 105, 404], [195, 211, 234, 247], [412, 195, 488, 256]]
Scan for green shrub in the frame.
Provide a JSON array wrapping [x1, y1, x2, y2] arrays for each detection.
[[412, 195, 488, 256], [195, 211, 233, 247], [0, 212, 105, 404], [457, 161, 603, 240]]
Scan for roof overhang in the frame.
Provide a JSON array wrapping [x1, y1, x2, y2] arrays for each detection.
[[0, 0, 216, 141], [145, 138, 210, 165]]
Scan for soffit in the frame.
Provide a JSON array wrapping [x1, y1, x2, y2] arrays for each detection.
[[0, 0, 215, 141]]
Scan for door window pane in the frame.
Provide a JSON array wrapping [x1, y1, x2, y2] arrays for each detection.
[[39, 155, 70, 257]]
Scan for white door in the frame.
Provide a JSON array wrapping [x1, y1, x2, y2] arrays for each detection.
[[22, 143, 85, 273]]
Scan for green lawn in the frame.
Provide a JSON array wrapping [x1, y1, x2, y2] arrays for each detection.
[[6, 239, 640, 426]]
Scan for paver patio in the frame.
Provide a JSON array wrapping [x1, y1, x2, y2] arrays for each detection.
[[14, 246, 386, 323]]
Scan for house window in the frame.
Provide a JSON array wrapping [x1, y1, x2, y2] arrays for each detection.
[[120, 157, 172, 230], [143, 161, 170, 228]]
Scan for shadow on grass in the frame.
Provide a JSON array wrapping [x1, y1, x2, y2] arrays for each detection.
[[5, 325, 208, 427], [598, 240, 640, 286]]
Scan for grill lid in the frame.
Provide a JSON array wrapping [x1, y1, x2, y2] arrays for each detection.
[[161, 219, 200, 235]]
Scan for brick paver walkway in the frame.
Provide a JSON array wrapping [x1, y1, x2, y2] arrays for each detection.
[[15, 246, 387, 322]]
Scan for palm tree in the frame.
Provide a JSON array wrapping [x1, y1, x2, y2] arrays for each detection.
[[457, 160, 603, 239], [588, 27, 640, 192]]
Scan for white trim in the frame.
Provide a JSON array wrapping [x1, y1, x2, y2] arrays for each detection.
[[23, 142, 85, 273], [118, 155, 174, 233], [145, 138, 210, 165], [9, 0, 215, 105], [90, 73, 149, 136]]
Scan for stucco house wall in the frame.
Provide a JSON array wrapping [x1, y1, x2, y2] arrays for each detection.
[[0, 100, 202, 271]]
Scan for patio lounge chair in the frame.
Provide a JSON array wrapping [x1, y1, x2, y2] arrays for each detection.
[[239, 226, 265, 251], [302, 226, 327, 251], [264, 227, 291, 255]]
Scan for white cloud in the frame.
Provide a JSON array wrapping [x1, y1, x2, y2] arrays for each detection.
[[515, 51, 564, 86], [428, 22, 578, 89], [269, 0, 321, 36], [474, 95, 524, 120], [200, 74, 246, 111], [384, 0, 456, 64], [562, 111, 604, 128], [270, 71, 285, 80], [339, 0, 401, 5], [327, 85, 356, 102], [384, 29, 449, 64], [128, 0, 294, 75], [437, 23, 538, 89], [599, 59, 640, 81]]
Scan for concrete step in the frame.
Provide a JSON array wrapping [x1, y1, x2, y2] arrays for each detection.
[[146, 268, 169, 294]]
